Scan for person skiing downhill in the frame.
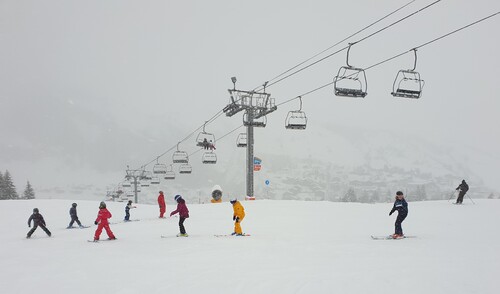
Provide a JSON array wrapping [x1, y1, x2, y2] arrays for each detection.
[[93, 202, 116, 241], [27, 208, 52, 238], [230, 199, 246, 236], [67, 203, 84, 229], [170, 195, 189, 237], [389, 191, 408, 239], [455, 180, 469, 204], [124, 200, 137, 221], [158, 191, 166, 218]]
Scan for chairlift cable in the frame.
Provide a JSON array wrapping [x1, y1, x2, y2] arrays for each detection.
[[256, 0, 442, 92], [253, 0, 417, 92], [277, 10, 499, 106]]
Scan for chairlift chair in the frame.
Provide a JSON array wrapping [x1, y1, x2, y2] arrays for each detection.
[[172, 142, 189, 163], [164, 164, 175, 180], [141, 181, 150, 187], [121, 181, 131, 188], [243, 112, 267, 128], [202, 151, 217, 164], [236, 133, 247, 147], [285, 96, 308, 130], [153, 158, 168, 174], [333, 43, 368, 98], [391, 49, 424, 99], [179, 164, 193, 174], [150, 176, 160, 184], [142, 171, 152, 180], [196, 121, 216, 147]]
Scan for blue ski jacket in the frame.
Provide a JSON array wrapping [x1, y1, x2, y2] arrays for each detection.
[[390, 199, 408, 216]]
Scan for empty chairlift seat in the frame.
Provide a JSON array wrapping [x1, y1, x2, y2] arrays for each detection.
[[285, 96, 307, 130], [236, 133, 247, 147], [172, 151, 189, 163], [333, 66, 368, 98], [202, 152, 217, 164], [179, 164, 192, 174], [391, 48, 424, 99], [153, 163, 167, 174], [164, 165, 175, 180], [150, 176, 160, 184]]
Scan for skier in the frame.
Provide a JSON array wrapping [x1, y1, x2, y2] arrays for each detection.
[[170, 195, 189, 237], [455, 179, 469, 204], [27, 208, 52, 238], [67, 203, 84, 229], [158, 191, 166, 218], [389, 191, 408, 239], [202, 138, 209, 150], [93, 201, 116, 241], [230, 198, 245, 236], [124, 200, 137, 221]]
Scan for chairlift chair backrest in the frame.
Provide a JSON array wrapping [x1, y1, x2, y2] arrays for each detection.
[[179, 164, 192, 174], [285, 111, 308, 130], [151, 176, 160, 184], [202, 152, 217, 164], [236, 133, 247, 147], [153, 163, 167, 174], [164, 171, 176, 180], [243, 113, 267, 127], [172, 151, 189, 163]]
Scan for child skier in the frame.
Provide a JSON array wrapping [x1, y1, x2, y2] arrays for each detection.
[[389, 191, 408, 239], [67, 203, 84, 228], [124, 200, 137, 221], [93, 201, 116, 241], [158, 191, 166, 218], [170, 195, 189, 237], [230, 199, 245, 236], [27, 208, 51, 238]]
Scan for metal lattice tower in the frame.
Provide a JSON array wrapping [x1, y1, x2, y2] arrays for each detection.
[[125, 166, 149, 203], [223, 78, 277, 199]]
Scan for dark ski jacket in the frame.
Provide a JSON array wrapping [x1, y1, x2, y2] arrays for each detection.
[[390, 199, 408, 216], [28, 213, 46, 227], [170, 199, 189, 218], [69, 207, 77, 217], [456, 181, 469, 193]]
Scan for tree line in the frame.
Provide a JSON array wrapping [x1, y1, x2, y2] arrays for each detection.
[[0, 170, 35, 200]]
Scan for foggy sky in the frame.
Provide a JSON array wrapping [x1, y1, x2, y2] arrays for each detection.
[[1, 0, 499, 194]]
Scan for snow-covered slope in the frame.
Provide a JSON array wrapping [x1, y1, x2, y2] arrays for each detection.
[[0, 199, 498, 294]]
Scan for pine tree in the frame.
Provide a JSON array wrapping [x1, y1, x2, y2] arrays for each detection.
[[2, 170, 19, 200], [0, 171, 5, 200], [342, 188, 357, 202], [23, 181, 35, 199]]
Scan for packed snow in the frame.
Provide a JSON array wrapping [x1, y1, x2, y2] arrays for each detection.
[[0, 198, 498, 294]]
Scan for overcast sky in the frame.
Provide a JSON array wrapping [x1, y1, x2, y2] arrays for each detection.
[[1, 0, 499, 193]]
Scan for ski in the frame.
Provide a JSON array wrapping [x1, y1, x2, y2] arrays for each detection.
[[161, 234, 189, 238], [371, 235, 416, 240], [66, 226, 90, 229], [87, 238, 117, 242], [214, 233, 251, 237]]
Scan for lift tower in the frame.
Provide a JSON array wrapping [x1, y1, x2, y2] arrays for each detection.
[[124, 166, 149, 203], [223, 78, 277, 199]]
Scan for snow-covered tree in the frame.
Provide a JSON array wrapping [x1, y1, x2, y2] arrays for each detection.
[[0, 171, 4, 200], [23, 181, 35, 199], [1, 170, 19, 199], [342, 188, 357, 202]]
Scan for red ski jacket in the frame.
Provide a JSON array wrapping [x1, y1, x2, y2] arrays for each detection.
[[158, 194, 166, 208], [95, 208, 112, 225]]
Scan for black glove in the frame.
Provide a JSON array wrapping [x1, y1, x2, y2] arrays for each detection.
[[94, 221, 98, 225], [235, 217, 240, 223], [233, 216, 236, 221], [389, 212, 393, 216], [28, 224, 31, 228]]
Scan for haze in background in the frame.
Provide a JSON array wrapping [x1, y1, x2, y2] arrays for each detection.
[[1, 0, 499, 200]]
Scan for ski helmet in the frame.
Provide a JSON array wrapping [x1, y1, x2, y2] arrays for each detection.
[[396, 191, 404, 196], [33, 208, 39, 213], [230, 198, 237, 204], [174, 195, 182, 202], [72, 203, 77, 208], [99, 201, 106, 209]]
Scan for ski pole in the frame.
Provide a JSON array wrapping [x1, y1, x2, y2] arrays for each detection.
[[467, 194, 476, 205], [448, 190, 457, 202]]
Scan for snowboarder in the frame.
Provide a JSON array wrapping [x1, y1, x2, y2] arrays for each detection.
[[93, 201, 116, 241], [158, 191, 166, 218], [455, 179, 469, 204], [170, 195, 189, 237], [124, 200, 136, 221], [27, 208, 52, 238], [230, 198, 245, 236], [389, 191, 408, 239], [67, 203, 84, 228]]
